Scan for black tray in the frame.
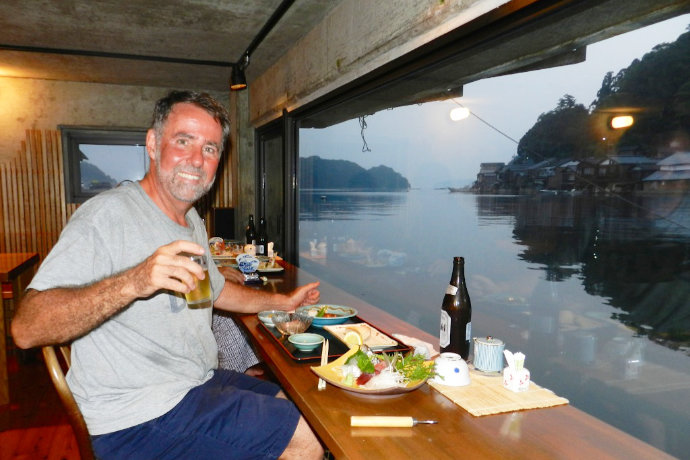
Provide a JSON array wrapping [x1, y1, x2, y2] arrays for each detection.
[[259, 316, 412, 361]]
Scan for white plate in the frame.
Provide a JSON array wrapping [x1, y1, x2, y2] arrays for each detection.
[[211, 255, 237, 260], [325, 323, 398, 350], [258, 266, 284, 273]]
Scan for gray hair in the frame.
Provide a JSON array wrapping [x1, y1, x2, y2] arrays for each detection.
[[151, 90, 231, 156]]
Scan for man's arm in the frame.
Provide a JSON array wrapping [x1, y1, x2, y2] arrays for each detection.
[[213, 279, 320, 314], [218, 266, 245, 284], [11, 240, 207, 348]]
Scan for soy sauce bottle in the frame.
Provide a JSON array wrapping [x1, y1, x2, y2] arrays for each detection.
[[439, 257, 472, 359], [256, 217, 268, 256], [245, 215, 256, 245]]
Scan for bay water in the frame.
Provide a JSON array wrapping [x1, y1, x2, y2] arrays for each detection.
[[299, 188, 690, 457]]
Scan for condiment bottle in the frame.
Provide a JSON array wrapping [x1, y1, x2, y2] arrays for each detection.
[[439, 256, 472, 359], [245, 214, 256, 245], [257, 217, 268, 256]]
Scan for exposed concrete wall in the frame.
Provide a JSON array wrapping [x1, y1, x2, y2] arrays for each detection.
[[249, 0, 509, 126], [229, 89, 255, 238], [0, 77, 227, 163]]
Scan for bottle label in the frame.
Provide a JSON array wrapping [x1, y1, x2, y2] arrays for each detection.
[[439, 310, 450, 348], [445, 285, 458, 295], [465, 321, 472, 341]]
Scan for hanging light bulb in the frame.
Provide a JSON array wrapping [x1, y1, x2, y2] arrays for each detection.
[[450, 106, 470, 121], [230, 65, 247, 91]]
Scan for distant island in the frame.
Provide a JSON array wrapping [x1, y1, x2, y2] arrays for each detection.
[[300, 156, 410, 191]]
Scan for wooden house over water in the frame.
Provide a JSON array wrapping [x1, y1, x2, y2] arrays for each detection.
[[474, 162, 504, 192], [643, 152, 690, 192]]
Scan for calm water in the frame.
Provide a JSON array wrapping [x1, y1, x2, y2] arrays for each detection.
[[299, 189, 690, 457]]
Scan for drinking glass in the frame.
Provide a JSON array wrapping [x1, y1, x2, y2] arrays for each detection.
[[184, 253, 212, 309]]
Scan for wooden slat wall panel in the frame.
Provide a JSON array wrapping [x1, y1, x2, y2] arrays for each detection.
[[0, 129, 71, 260], [195, 149, 234, 234], [1, 129, 234, 260]]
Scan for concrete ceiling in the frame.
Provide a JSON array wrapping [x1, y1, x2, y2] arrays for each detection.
[[0, 0, 339, 91], [298, 0, 690, 128]]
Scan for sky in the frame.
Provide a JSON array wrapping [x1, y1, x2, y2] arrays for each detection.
[[300, 14, 690, 189]]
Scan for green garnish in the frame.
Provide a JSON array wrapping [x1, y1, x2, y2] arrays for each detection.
[[346, 348, 435, 382], [393, 353, 436, 381], [316, 305, 328, 317], [346, 349, 376, 373]]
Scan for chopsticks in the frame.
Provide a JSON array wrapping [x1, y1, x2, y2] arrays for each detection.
[[318, 339, 329, 390]]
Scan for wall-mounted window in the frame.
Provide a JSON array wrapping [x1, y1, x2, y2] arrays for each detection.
[[60, 126, 148, 203], [295, 12, 690, 458]]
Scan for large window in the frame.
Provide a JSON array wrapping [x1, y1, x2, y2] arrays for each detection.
[[297, 15, 690, 458], [61, 127, 147, 203]]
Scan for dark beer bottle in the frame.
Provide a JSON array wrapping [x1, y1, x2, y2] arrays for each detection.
[[257, 217, 268, 256], [439, 257, 472, 359], [245, 215, 256, 245]]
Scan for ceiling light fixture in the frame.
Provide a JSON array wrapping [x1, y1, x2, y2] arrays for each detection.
[[229, 0, 295, 91], [230, 66, 246, 91], [230, 54, 248, 91]]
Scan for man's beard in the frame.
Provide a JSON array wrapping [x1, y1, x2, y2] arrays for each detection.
[[155, 160, 215, 203]]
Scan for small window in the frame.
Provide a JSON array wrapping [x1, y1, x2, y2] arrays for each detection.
[[60, 126, 148, 203]]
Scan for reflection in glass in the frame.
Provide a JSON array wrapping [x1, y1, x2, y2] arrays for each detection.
[[297, 16, 690, 457], [79, 144, 147, 194]]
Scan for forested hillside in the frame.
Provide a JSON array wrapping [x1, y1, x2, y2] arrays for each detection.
[[300, 156, 410, 190], [515, 26, 690, 163]]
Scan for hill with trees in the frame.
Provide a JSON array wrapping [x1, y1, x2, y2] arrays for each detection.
[[300, 156, 410, 190], [514, 25, 690, 164]]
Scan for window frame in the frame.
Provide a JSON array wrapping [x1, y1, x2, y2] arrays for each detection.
[[60, 126, 147, 204]]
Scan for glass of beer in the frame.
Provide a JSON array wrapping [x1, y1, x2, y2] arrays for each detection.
[[184, 253, 213, 309]]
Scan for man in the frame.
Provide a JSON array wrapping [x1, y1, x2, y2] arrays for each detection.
[[12, 91, 324, 459]]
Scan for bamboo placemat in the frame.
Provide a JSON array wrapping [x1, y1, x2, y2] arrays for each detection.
[[429, 369, 569, 416]]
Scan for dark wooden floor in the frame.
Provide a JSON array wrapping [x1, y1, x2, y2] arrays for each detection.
[[0, 349, 79, 460]]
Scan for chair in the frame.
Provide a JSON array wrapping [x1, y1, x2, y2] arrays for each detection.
[[42, 345, 95, 460], [2, 282, 14, 343]]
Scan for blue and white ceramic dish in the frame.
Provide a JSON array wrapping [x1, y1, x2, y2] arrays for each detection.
[[258, 310, 282, 328], [296, 304, 358, 327], [236, 253, 260, 274], [288, 333, 325, 352]]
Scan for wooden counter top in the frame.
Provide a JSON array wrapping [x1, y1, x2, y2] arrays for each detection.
[[235, 263, 671, 459]]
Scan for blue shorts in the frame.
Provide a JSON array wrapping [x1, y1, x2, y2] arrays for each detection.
[[91, 369, 301, 459]]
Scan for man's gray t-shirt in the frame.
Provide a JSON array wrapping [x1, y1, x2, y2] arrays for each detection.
[[29, 181, 225, 435]]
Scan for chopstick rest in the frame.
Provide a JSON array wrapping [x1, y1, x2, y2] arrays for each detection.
[[350, 416, 438, 427]]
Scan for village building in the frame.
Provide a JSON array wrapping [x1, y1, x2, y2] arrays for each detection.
[[474, 162, 504, 192], [643, 151, 690, 192]]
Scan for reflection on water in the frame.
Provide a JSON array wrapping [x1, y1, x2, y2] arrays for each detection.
[[300, 190, 406, 221], [299, 189, 690, 457], [483, 194, 690, 350]]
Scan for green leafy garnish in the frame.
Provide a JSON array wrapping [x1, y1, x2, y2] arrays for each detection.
[[392, 353, 436, 381], [346, 349, 376, 373], [344, 348, 435, 382], [316, 305, 328, 317]]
